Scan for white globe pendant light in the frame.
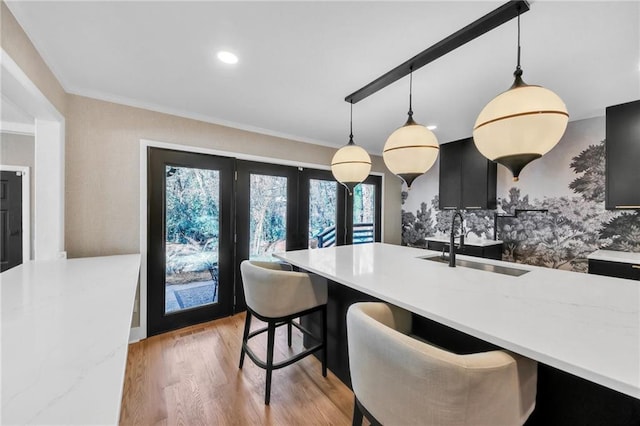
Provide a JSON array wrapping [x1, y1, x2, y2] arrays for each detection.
[[383, 70, 439, 189], [473, 8, 568, 181], [331, 103, 372, 195]]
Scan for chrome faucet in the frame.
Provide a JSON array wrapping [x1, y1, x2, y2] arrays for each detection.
[[448, 210, 465, 267]]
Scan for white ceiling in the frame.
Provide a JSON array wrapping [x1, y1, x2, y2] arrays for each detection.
[[6, 1, 640, 153]]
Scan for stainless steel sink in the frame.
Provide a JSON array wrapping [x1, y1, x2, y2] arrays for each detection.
[[421, 256, 530, 277]]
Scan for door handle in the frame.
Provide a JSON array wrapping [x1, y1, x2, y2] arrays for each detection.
[[632, 265, 640, 270]]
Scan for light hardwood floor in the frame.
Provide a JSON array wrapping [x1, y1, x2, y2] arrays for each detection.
[[120, 312, 355, 425]]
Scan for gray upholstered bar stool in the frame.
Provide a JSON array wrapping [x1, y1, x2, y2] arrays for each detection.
[[239, 260, 328, 405], [346, 302, 538, 426]]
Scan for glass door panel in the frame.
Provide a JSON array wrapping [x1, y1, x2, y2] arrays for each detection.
[[352, 183, 375, 245], [249, 174, 288, 260], [148, 148, 234, 336], [348, 175, 382, 245], [164, 166, 220, 314], [235, 161, 299, 312], [309, 179, 338, 248]]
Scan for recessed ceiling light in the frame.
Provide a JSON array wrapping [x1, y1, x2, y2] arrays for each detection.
[[427, 125, 437, 130], [217, 51, 238, 64]]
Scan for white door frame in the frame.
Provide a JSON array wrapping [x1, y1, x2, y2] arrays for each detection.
[[135, 138, 385, 341], [0, 49, 66, 260], [0, 165, 30, 263]]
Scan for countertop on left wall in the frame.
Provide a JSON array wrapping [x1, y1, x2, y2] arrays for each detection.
[[1, 254, 141, 425]]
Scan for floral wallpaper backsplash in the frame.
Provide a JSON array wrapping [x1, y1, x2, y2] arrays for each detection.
[[401, 116, 640, 273]]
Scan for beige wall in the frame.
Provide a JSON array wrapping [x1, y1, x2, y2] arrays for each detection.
[[66, 95, 401, 258], [0, 132, 35, 258], [0, 132, 34, 166]]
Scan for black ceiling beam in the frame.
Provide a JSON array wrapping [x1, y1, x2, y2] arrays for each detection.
[[345, 0, 530, 104]]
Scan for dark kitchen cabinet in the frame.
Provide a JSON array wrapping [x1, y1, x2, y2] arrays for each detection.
[[426, 240, 503, 260], [439, 140, 463, 209], [605, 100, 640, 210], [439, 137, 497, 210], [588, 259, 640, 281]]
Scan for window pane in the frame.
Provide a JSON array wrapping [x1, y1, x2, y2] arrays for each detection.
[[249, 174, 288, 260], [353, 183, 375, 244], [308, 179, 337, 248], [165, 166, 220, 314]]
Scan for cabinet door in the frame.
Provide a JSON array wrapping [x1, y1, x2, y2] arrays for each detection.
[[606, 100, 640, 209], [439, 141, 462, 209], [461, 245, 483, 258], [481, 244, 503, 260], [461, 140, 497, 210], [427, 241, 445, 252], [588, 259, 640, 280]]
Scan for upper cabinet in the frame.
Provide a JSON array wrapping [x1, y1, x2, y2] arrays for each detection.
[[606, 100, 640, 210], [439, 137, 497, 210]]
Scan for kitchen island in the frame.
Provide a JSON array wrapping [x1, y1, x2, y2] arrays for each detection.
[[1, 254, 141, 425], [276, 243, 640, 424]]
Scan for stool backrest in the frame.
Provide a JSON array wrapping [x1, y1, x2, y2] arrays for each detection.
[[347, 302, 530, 426], [240, 260, 327, 318]]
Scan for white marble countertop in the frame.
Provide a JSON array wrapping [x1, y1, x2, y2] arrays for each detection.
[[1, 254, 141, 425], [425, 236, 503, 247], [275, 243, 640, 399], [587, 249, 640, 264]]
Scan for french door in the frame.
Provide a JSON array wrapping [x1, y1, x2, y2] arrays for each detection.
[[147, 150, 382, 335], [147, 148, 235, 336], [300, 170, 381, 249], [299, 168, 343, 247], [234, 161, 301, 311]]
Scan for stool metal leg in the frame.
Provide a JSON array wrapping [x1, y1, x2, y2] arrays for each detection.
[[287, 320, 292, 347], [265, 321, 276, 405], [239, 310, 252, 369]]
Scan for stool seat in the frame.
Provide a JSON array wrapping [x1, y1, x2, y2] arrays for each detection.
[[347, 302, 537, 426], [239, 260, 328, 405]]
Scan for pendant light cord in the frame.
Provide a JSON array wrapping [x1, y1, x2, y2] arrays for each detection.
[[408, 68, 414, 118], [348, 102, 354, 145], [515, 7, 522, 77]]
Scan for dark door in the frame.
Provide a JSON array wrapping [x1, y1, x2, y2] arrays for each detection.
[[0, 171, 23, 273], [147, 148, 235, 336], [299, 170, 381, 248], [299, 168, 343, 248], [351, 175, 382, 245], [235, 161, 300, 311]]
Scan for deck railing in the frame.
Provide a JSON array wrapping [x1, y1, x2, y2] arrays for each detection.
[[316, 223, 374, 248]]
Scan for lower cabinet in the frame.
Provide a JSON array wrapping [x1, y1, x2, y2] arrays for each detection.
[[426, 240, 503, 261], [588, 259, 640, 280]]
